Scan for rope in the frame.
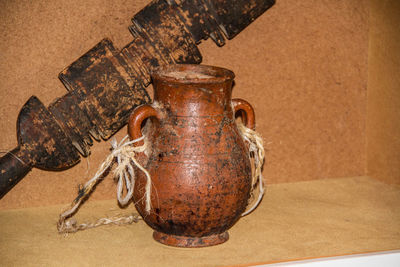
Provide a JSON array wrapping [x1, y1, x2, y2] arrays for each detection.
[[57, 120, 265, 234], [57, 135, 150, 234], [237, 121, 266, 216]]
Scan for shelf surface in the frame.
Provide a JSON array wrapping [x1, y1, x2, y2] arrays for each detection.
[[0, 176, 399, 266]]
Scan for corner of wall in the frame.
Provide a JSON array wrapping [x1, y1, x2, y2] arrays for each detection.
[[367, 0, 400, 184]]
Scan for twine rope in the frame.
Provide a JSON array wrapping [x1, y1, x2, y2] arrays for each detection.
[[57, 135, 150, 234], [59, 214, 141, 233], [237, 121, 265, 216], [57, 121, 265, 234]]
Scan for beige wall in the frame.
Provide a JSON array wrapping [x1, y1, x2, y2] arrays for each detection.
[[367, 0, 400, 184], [0, 0, 369, 208]]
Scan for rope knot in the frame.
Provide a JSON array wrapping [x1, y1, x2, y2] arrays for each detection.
[[57, 135, 150, 234]]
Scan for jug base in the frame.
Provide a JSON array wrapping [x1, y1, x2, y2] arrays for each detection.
[[153, 231, 229, 248]]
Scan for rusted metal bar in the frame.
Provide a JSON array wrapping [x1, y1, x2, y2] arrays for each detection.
[[0, 0, 275, 198]]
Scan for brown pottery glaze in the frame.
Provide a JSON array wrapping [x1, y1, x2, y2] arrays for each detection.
[[128, 64, 255, 247]]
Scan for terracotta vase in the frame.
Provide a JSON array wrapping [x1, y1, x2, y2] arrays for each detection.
[[128, 64, 255, 247]]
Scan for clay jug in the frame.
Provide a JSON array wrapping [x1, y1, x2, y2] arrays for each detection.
[[128, 64, 256, 247]]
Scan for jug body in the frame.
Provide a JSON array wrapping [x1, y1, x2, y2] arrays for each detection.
[[129, 64, 255, 247]]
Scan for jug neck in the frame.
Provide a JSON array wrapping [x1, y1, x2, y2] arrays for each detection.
[[151, 64, 235, 116]]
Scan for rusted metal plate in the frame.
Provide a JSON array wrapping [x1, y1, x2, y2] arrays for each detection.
[[56, 39, 151, 155], [210, 0, 276, 39], [18, 96, 79, 170]]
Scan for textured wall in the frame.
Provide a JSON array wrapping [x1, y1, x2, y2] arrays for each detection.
[[0, 0, 369, 209], [367, 0, 400, 184]]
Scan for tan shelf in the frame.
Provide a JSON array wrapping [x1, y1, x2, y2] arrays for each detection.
[[1, 176, 399, 266]]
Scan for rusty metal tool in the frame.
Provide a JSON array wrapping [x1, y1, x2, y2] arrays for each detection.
[[0, 0, 275, 198]]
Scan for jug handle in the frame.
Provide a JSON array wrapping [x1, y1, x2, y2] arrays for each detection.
[[232, 98, 255, 130], [128, 104, 160, 145]]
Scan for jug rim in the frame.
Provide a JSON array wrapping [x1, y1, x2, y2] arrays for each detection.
[[151, 64, 235, 84]]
